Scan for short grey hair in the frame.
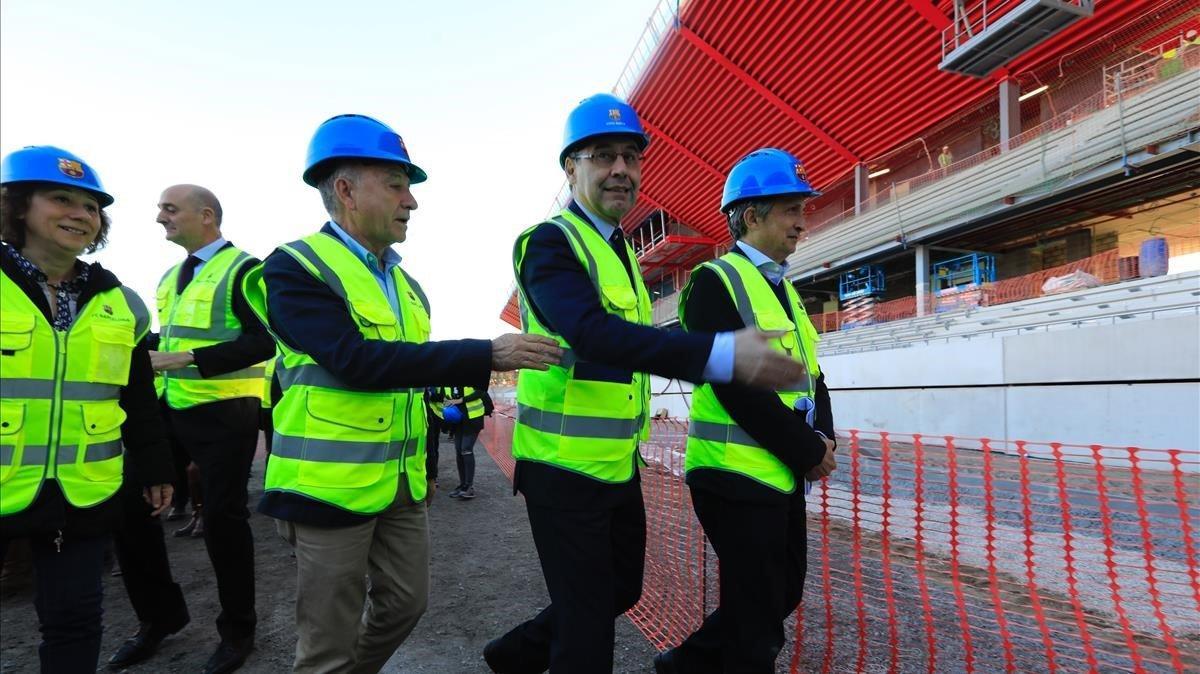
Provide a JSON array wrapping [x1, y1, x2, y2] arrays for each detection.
[[725, 199, 775, 241], [317, 163, 363, 216]]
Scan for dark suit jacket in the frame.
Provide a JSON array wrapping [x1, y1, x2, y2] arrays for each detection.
[[514, 202, 717, 508], [258, 223, 493, 525], [680, 244, 835, 503]]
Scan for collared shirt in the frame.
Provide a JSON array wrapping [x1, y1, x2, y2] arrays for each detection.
[[326, 220, 403, 317], [573, 200, 734, 384], [189, 237, 229, 276], [734, 240, 787, 286]]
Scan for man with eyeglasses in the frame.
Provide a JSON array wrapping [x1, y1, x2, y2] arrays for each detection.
[[484, 94, 811, 674]]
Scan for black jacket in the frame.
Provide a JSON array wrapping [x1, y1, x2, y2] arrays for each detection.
[[152, 242, 276, 378], [0, 252, 174, 539], [680, 245, 835, 503], [257, 224, 494, 526], [513, 202, 717, 509]]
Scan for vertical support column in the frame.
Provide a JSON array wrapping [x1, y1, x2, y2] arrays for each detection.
[[999, 78, 1021, 151], [915, 244, 930, 317], [854, 162, 869, 215]]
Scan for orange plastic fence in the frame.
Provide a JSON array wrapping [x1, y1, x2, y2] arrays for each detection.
[[483, 407, 1200, 673]]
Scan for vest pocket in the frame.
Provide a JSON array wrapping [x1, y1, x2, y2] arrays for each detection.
[[349, 300, 399, 341], [601, 284, 638, 320], [0, 314, 36, 379], [88, 325, 135, 385], [299, 390, 392, 488], [173, 280, 218, 328], [0, 400, 26, 485], [78, 400, 126, 482], [557, 378, 636, 463]]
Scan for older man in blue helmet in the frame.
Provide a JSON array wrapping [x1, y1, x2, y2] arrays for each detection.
[[657, 148, 838, 674], [485, 96, 811, 673], [243, 114, 561, 673]]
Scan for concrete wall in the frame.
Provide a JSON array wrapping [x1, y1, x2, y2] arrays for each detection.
[[650, 315, 1200, 450]]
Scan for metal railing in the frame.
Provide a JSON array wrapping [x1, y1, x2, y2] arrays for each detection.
[[612, 0, 686, 101], [941, 0, 1095, 60]]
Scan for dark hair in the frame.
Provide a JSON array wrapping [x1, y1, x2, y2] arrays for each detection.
[[0, 183, 111, 254]]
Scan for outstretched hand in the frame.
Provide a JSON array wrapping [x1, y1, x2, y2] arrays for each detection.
[[730, 328, 808, 390], [491, 334, 563, 372]]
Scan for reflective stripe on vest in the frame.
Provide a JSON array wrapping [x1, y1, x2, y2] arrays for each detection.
[[243, 231, 431, 513], [679, 252, 822, 493], [156, 246, 264, 408], [1, 270, 146, 516], [512, 208, 652, 483]]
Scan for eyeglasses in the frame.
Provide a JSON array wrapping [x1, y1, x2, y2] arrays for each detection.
[[571, 151, 644, 168]]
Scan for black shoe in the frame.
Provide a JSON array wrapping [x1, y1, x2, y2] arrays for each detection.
[[653, 649, 678, 674], [202, 637, 253, 674], [458, 487, 476, 500], [482, 635, 548, 674], [107, 614, 190, 669], [448, 487, 464, 499], [165, 505, 188, 521]]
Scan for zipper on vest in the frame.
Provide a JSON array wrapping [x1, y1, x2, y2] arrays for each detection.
[[46, 330, 67, 480], [161, 282, 182, 406], [54, 529, 63, 553]]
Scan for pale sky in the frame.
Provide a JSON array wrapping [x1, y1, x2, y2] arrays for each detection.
[[1, 0, 661, 338]]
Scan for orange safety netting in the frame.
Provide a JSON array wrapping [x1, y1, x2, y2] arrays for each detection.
[[483, 406, 1200, 673]]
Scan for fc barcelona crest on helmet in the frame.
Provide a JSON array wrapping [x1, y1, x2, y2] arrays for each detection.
[[794, 163, 807, 181], [608, 108, 621, 121], [58, 158, 85, 179]]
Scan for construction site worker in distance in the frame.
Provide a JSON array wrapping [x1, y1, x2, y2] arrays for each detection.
[[242, 114, 561, 673], [485, 94, 811, 674], [0, 146, 175, 672], [656, 148, 838, 674]]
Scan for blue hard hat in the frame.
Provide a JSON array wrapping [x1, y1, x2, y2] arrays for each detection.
[[442, 404, 463, 424], [559, 93, 650, 167], [1, 146, 114, 207], [721, 148, 821, 212], [303, 114, 428, 187]]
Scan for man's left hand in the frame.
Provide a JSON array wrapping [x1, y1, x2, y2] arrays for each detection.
[[143, 483, 175, 516], [149, 350, 194, 372]]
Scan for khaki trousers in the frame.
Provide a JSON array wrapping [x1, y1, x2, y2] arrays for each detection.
[[277, 484, 430, 674]]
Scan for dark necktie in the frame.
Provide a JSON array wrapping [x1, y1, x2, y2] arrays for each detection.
[[176, 255, 201, 294], [610, 229, 634, 282]]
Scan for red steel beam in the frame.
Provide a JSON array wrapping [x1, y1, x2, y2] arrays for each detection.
[[902, 0, 950, 30], [676, 24, 860, 165], [640, 116, 726, 181]]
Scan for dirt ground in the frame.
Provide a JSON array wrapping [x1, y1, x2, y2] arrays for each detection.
[[0, 434, 657, 673]]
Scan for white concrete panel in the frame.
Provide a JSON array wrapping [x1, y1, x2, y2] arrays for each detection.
[[821, 338, 1006, 388], [828, 388, 1008, 440], [1005, 383, 1200, 450], [1003, 315, 1200, 383]]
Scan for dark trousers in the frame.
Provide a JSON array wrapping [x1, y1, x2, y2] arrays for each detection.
[[171, 430, 194, 510], [453, 430, 478, 489], [167, 397, 259, 641], [494, 486, 646, 673], [672, 486, 808, 674], [259, 407, 273, 454], [112, 483, 189, 628], [424, 418, 440, 482], [1, 532, 107, 673]]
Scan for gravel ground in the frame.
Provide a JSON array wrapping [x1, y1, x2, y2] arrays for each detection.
[[0, 434, 658, 673]]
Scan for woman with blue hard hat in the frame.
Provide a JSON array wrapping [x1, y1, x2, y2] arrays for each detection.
[[0, 146, 176, 672]]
